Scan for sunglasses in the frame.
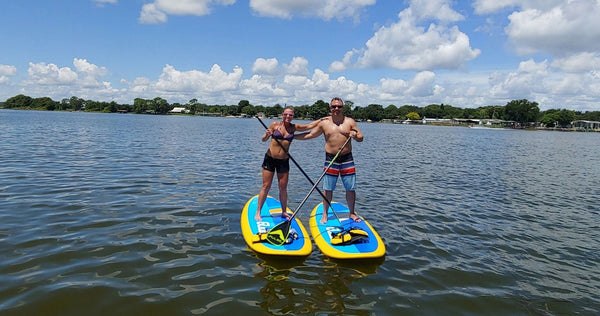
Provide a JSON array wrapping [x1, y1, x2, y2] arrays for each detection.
[[331, 105, 343, 109]]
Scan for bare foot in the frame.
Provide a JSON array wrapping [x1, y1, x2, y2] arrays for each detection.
[[281, 212, 291, 220], [320, 214, 328, 224], [255, 213, 262, 221], [350, 213, 362, 222]]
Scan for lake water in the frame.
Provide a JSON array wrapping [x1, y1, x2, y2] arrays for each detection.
[[1, 109, 599, 315]]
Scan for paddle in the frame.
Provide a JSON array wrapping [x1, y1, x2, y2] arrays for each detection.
[[257, 117, 337, 216], [264, 134, 352, 245]]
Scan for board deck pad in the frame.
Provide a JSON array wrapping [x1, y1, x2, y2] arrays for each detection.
[[310, 202, 385, 259], [241, 195, 312, 256]]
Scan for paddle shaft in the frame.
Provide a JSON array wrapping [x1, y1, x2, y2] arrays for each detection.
[[257, 117, 335, 211]]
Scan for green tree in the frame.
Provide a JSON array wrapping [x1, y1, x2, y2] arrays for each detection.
[[293, 104, 310, 119], [238, 100, 250, 115], [398, 105, 421, 119], [4, 94, 32, 108], [104, 101, 119, 113], [364, 104, 385, 121], [309, 100, 329, 119], [462, 108, 479, 119], [406, 112, 421, 120], [504, 99, 540, 124], [187, 98, 198, 114], [440, 104, 463, 118], [423, 104, 442, 118], [264, 103, 283, 117], [132, 98, 149, 113], [31, 97, 58, 110], [152, 97, 171, 114], [350, 106, 366, 121], [345, 100, 354, 110], [540, 111, 559, 127], [384, 104, 399, 119], [69, 96, 85, 111], [241, 105, 256, 116], [556, 109, 577, 126]]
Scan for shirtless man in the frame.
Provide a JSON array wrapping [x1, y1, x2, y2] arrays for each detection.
[[295, 97, 364, 223]]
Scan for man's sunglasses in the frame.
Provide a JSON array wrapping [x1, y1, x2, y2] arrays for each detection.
[[331, 105, 343, 109]]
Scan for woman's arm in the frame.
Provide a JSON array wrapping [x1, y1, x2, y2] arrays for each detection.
[[294, 124, 323, 140], [261, 122, 276, 142], [295, 117, 329, 132]]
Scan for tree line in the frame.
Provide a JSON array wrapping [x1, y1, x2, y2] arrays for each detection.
[[2, 94, 600, 127]]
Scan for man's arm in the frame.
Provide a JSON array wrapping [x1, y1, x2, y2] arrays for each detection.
[[349, 120, 364, 142]]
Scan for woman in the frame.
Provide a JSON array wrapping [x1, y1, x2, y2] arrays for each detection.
[[255, 107, 322, 221]]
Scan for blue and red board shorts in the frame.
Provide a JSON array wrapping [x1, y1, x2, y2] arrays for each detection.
[[322, 152, 356, 191]]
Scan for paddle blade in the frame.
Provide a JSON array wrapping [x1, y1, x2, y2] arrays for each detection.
[[266, 221, 291, 246]]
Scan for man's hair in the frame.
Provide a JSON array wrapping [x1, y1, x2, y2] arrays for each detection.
[[331, 97, 343, 104]]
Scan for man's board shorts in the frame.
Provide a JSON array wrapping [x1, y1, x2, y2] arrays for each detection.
[[262, 153, 290, 173], [323, 152, 356, 191]]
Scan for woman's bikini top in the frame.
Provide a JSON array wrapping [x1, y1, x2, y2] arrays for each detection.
[[272, 124, 294, 141]]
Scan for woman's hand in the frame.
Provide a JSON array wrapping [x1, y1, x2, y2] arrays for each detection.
[[262, 128, 273, 141]]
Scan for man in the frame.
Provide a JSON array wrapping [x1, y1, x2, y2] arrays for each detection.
[[295, 97, 363, 223]]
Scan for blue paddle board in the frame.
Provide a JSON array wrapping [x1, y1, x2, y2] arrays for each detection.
[[310, 202, 385, 259], [241, 195, 312, 256]]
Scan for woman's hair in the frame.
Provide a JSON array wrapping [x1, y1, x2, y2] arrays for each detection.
[[283, 106, 294, 113]]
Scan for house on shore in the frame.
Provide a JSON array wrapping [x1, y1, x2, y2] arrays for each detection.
[[572, 120, 600, 131], [169, 107, 189, 114]]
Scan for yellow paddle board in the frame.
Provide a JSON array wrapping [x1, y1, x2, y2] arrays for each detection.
[[310, 202, 385, 259], [241, 195, 312, 256]]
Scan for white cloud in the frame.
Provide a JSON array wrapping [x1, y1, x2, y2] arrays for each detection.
[[26, 62, 78, 85], [6, 52, 600, 111], [139, 0, 236, 24], [379, 77, 408, 94], [502, 1, 600, 56], [551, 52, 600, 73], [139, 4, 168, 24], [472, 0, 521, 15], [73, 58, 109, 88], [240, 75, 287, 98], [283, 57, 309, 76], [334, 6, 480, 71], [94, 0, 118, 5], [489, 59, 549, 99], [252, 58, 279, 75], [155, 64, 243, 92], [472, 0, 565, 15], [406, 71, 437, 97], [249, 0, 375, 21], [0, 64, 17, 76], [409, 0, 464, 22]]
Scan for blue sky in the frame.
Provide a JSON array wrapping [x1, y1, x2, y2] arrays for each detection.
[[2, 0, 600, 111]]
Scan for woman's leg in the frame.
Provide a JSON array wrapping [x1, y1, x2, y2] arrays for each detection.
[[256, 168, 274, 221], [277, 171, 290, 219]]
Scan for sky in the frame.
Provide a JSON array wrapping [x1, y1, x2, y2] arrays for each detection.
[[1, 0, 600, 112]]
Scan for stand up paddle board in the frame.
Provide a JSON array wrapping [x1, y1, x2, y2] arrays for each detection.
[[241, 195, 312, 257], [310, 202, 385, 259]]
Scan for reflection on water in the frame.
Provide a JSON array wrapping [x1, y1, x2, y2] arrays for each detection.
[[254, 255, 381, 315], [0, 110, 599, 315]]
